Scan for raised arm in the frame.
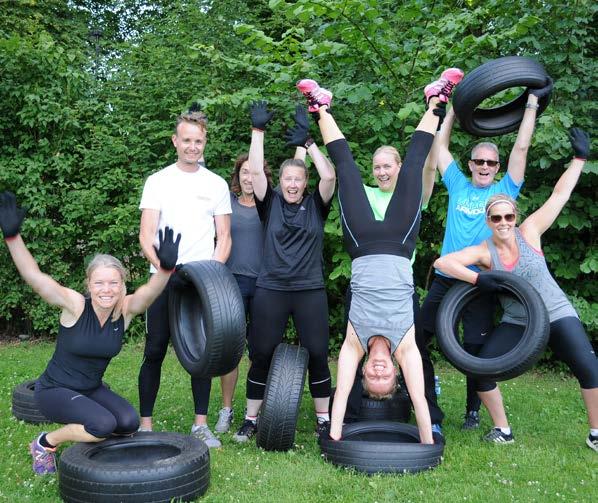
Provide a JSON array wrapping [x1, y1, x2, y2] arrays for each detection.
[[520, 128, 589, 246], [421, 104, 447, 205], [436, 106, 457, 177], [507, 77, 553, 184], [124, 226, 180, 323], [285, 105, 336, 203], [0, 192, 81, 312], [248, 101, 274, 201]]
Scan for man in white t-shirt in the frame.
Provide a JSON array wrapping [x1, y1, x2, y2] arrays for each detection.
[[137, 108, 231, 448]]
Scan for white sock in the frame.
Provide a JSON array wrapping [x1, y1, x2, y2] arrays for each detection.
[[498, 427, 511, 435], [590, 428, 598, 437], [316, 412, 330, 422]]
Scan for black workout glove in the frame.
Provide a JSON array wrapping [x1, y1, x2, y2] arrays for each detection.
[[284, 105, 311, 147], [529, 76, 553, 99], [432, 102, 447, 131], [0, 191, 27, 240], [475, 272, 501, 294], [569, 127, 590, 160], [250, 100, 274, 131], [154, 226, 181, 271]]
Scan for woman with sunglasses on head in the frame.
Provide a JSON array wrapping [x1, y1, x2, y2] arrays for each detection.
[[434, 128, 598, 451]]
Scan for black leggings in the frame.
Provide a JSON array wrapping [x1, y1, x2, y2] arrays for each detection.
[[325, 132, 434, 259], [417, 274, 496, 424], [35, 383, 139, 438], [138, 277, 211, 416], [475, 317, 598, 392], [246, 287, 331, 400]]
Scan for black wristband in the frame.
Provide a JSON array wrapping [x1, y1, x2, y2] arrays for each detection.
[[304, 138, 315, 149]]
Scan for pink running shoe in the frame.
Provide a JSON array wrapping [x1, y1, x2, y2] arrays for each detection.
[[424, 68, 464, 103], [296, 79, 333, 112], [30, 433, 57, 475]]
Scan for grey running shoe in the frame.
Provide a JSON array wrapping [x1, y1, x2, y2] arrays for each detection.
[[233, 419, 257, 443], [191, 425, 221, 449], [462, 410, 480, 430], [483, 427, 514, 444], [215, 407, 234, 433], [586, 434, 598, 452]]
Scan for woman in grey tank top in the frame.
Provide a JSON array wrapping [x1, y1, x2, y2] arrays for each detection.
[[434, 128, 597, 452]]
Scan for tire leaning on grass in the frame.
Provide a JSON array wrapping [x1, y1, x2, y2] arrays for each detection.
[[256, 343, 309, 452], [452, 56, 551, 137], [169, 260, 246, 378], [436, 271, 550, 381], [58, 432, 209, 503], [12, 380, 111, 425], [319, 421, 443, 475]]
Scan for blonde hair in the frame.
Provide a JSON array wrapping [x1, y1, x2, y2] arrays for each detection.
[[86, 254, 128, 321], [373, 145, 402, 165], [362, 375, 398, 400], [485, 193, 518, 216]]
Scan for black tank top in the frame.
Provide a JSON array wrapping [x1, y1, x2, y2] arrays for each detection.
[[37, 297, 125, 391], [256, 185, 330, 290]]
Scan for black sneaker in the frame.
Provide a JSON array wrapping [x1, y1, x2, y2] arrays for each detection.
[[462, 410, 480, 430], [233, 419, 257, 443], [483, 427, 514, 444], [315, 418, 330, 439], [586, 433, 598, 453]]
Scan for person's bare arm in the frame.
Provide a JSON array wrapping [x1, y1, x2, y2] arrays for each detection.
[[213, 214, 231, 263], [139, 208, 161, 270]]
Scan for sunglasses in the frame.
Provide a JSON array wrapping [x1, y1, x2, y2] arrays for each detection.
[[471, 159, 499, 167], [488, 213, 516, 223]]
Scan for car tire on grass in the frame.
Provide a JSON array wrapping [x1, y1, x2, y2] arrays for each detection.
[[58, 432, 210, 502], [256, 343, 309, 452], [319, 421, 443, 474]]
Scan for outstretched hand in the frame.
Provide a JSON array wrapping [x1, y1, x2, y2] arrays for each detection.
[[475, 272, 501, 294], [250, 100, 274, 130], [154, 226, 181, 271], [284, 105, 311, 147], [0, 191, 27, 240], [569, 127, 590, 159], [529, 76, 553, 99]]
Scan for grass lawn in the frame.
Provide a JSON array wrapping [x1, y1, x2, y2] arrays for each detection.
[[1, 339, 595, 502]]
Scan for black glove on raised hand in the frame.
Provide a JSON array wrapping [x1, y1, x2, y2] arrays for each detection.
[[0, 191, 27, 239], [569, 127, 590, 159], [154, 226, 181, 271], [284, 105, 311, 147], [432, 102, 447, 131], [475, 272, 501, 294], [250, 100, 274, 130], [529, 76, 553, 99]]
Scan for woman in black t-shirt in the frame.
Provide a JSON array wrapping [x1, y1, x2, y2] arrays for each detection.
[[232, 103, 336, 443], [0, 191, 180, 475]]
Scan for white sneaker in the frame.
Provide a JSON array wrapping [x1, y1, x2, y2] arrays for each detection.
[[191, 425, 221, 448], [215, 407, 234, 433]]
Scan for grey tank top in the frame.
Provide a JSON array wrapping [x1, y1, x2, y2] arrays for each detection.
[[487, 228, 578, 324], [226, 193, 264, 278]]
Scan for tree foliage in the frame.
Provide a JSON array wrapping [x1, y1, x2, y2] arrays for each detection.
[[0, 0, 595, 358]]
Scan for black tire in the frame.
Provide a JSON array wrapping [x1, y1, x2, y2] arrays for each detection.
[[452, 56, 551, 137], [169, 260, 245, 378], [58, 432, 210, 502], [12, 380, 111, 425], [360, 389, 411, 422], [436, 271, 550, 380], [319, 421, 443, 475], [256, 343, 309, 452]]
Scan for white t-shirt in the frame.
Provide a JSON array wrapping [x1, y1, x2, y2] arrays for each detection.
[[139, 163, 231, 272]]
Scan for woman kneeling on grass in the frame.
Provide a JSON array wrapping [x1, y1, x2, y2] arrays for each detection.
[[434, 128, 598, 451], [296, 68, 464, 443], [0, 191, 181, 475]]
